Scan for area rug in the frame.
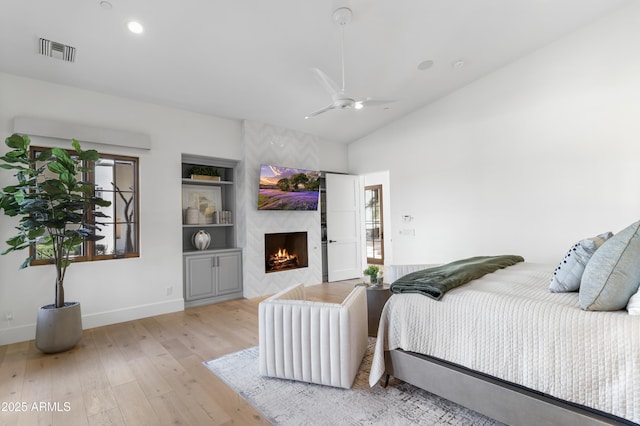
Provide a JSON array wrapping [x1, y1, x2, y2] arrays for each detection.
[[204, 339, 502, 425]]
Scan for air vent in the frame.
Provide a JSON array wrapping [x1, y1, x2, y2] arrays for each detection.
[[38, 38, 76, 62]]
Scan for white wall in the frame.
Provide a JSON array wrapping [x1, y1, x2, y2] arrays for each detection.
[[348, 2, 640, 266], [0, 72, 243, 345], [318, 137, 348, 174]]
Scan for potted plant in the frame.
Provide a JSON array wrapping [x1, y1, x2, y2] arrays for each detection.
[[363, 265, 381, 286], [0, 133, 111, 353], [189, 165, 221, 181]]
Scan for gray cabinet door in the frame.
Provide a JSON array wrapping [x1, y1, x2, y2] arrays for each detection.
[[216, 251, 242, 295], [185, 254, 215, 300]]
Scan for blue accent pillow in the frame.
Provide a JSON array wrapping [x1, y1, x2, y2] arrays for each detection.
[[549, 232, 612, 293], [580, 221, 640, 311]]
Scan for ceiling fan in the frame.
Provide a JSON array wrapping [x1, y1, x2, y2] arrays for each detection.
[[305, 7, 394, 119]]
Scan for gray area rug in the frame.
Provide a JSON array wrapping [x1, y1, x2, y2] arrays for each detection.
[[204, 339, 502, 425]]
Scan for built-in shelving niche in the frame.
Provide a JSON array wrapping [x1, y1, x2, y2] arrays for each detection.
[[180, 155, 238, 253]]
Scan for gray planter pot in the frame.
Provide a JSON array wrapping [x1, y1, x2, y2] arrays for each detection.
[[35, 302, 82, 353]]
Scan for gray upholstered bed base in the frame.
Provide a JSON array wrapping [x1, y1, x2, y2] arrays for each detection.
[[383, 349, 633, 426]]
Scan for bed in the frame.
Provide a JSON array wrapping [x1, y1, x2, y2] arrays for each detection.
[[369, 261, 640, 426]]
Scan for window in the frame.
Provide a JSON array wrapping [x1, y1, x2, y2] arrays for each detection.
[[364, 185, 384, 265], [31, 147, 139, 264]]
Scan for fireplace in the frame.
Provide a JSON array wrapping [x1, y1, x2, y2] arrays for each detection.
[[265, 232, 308, 273]]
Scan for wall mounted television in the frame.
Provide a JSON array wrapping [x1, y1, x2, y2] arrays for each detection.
[[258, 164, 321, 211]]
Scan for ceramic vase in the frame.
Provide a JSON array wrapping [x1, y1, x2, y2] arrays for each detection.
[[185, 207, 199, 225], [192, 230, 211, 250]]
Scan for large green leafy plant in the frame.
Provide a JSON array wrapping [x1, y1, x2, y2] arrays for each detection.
[[0, 133, 111, 308]]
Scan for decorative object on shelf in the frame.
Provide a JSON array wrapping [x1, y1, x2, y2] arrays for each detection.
[[185, 206, 199, 225], [182, 185, 221, 224], [213, 210, 232, 224], [364, 265, 381, 286], [222, 211, 232, 224], [189, 165, 221, 181], [192, 230, 212, 250]]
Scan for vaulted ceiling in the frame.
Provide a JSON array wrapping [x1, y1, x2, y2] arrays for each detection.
[[0, 0, 630, 143]]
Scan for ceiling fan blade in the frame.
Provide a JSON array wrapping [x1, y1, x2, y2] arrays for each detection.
[[310, 67, 341, 97], [358, 98, 396, 108], [305, 103, 336, 119]]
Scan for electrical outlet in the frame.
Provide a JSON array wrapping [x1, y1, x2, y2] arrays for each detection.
[[166, 287, 173, 296], [6, 312, 13, 321]]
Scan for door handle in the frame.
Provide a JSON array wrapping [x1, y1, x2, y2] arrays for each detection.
[[329, 240, 337, 243]]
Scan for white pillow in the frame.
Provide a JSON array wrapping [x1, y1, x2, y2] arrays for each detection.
[[549, 232, 612, 293], [627, 289, 640, 315]]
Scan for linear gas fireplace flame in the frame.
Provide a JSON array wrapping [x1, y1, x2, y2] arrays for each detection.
[[265, 232, 308, 273]]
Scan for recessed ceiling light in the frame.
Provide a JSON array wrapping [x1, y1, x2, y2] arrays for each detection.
[[417, 59, 434, 71], [127, 20, 144, 34]]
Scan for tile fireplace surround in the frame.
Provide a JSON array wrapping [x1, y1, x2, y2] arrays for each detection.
[[237, 120, 323, 299]]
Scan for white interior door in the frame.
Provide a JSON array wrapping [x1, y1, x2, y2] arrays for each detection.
[[326, 173, 362, 282]]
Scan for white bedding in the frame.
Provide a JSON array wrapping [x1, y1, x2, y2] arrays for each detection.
[[369, 262, 640, 423]]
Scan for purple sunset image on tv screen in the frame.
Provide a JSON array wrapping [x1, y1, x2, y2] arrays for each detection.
[[258, 164, 321, 211]]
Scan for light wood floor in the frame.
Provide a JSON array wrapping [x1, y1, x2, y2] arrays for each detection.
[[0, 280, 358, 426]]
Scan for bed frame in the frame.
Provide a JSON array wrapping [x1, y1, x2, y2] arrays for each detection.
[[382, 349, 634, 426]]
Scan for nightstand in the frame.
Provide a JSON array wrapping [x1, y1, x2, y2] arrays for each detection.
[[366, 285, 391, 336]]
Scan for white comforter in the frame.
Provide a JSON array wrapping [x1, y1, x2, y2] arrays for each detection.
[[369, 262, 640, 423]]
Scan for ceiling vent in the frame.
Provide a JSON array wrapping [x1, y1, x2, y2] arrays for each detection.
[[38, 38, 76, 62]]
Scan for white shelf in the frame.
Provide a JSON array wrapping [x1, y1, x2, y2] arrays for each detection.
[[181, 178, 233, 185], [182, 223, 233, 228]]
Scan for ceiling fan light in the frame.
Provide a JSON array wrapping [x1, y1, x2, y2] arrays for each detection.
[[127, 20, 144, 34]]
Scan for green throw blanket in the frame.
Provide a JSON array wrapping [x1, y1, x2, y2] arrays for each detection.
[[390, 255, 524, 300]]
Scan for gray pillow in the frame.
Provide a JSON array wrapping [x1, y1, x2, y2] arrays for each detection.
[[580, 221, 640, 311], [549, 232, 613, 293]]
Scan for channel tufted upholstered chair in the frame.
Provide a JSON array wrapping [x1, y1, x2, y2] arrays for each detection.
[[258, 283, 368, 389]]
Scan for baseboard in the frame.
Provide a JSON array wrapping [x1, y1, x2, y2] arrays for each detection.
[[184, 292, 243, 308], [0, 298, 185, 346], [82, 298, 185, 330], [0, 323, 35, 347]]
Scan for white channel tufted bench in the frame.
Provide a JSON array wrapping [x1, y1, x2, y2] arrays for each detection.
[[258, 283, 368, 389]]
